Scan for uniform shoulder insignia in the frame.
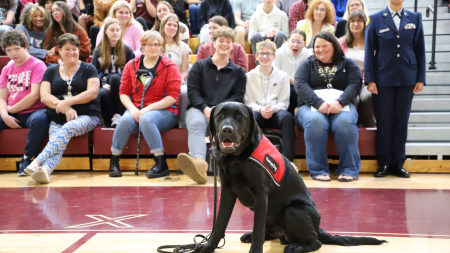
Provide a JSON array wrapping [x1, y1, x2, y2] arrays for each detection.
[[366, 17, 370, 26]]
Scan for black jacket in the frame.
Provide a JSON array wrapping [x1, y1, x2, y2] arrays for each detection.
[[335, 19, 347, 38], [91, 45, 135, 87], [198, 0, 236, 29], [165, 0, 189, 27], [187, 56, 246, 111], [294, 55, 362, 109]]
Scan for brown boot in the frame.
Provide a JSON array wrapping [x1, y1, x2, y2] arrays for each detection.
[[177, 153, 208, 184]]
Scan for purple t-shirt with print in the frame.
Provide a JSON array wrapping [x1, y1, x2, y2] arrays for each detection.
[[0, 56, 47, 114]]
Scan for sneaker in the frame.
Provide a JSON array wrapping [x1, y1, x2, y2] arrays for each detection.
[[17, 157, 32, 176], [111, 114, 121, 128], [32, 167, 50, 184], [177, 153, 208, 184]]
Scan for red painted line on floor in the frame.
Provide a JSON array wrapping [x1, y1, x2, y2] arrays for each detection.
[[2, 230, 450, 240], [61, 232, 97, 253]]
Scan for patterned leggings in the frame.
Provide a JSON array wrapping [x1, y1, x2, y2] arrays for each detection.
[[35, 116, 99, 174]]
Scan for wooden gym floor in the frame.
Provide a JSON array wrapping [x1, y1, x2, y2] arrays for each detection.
[[0, 171, 450, 253]]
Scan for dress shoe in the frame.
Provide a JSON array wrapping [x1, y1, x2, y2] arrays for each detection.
[[146, 155, 170, 178], [109, 155, 122, 177], [374, 165, 389, 177], [390, 165, 411, 178]]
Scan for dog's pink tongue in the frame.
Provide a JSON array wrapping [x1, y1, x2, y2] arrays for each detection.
[[222, 140, 234, 147]]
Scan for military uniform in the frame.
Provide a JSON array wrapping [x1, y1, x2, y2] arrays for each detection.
[[364, 6, 425, 177]]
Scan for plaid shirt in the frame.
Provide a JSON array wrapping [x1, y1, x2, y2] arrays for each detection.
[[288, 0, 337, 32]]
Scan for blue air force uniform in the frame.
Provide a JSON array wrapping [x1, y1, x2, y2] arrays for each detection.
[[364, 6, 425, 176]]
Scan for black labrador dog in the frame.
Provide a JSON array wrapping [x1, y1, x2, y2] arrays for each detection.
[[197, 102, 386, 253]]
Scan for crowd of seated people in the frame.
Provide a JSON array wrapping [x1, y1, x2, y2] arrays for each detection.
[[0, 0, 426, 183]]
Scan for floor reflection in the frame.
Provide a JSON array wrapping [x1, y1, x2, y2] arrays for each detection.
[[0, 187, 449, 237]]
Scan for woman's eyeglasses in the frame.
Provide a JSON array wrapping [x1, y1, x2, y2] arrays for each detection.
[[144, 44, 162, 48], [290, 39, 304, 45], [314, 7, 326, 13], [349, 19, 365, 24]]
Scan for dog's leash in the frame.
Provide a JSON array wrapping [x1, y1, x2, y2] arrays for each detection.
[[156, 156, 225, 253]]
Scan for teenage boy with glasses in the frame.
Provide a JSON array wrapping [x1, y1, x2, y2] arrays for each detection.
[[244, 39, 296, 162]]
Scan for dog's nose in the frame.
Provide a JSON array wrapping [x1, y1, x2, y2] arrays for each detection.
[[221, 125, 234, 134]]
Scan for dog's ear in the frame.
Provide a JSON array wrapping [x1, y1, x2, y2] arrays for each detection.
[[207, 106, 217, 143], [246, 105, 260, 144]]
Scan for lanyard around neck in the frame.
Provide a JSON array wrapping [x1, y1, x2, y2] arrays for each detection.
[[63, 61, 79, 88]]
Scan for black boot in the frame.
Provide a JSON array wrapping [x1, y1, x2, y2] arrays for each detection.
[[109, 155, 122, 177], [146, 155, 169, 178]]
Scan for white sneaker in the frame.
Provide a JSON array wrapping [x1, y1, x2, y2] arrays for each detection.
[[111, 114, 121, 128]]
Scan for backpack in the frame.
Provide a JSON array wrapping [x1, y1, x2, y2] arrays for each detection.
[[262, 129, 283, 154]]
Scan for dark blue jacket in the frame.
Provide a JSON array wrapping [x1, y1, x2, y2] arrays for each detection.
[[198, 0, 236, 29], [364, 7, 426, 87], [330, 0, 347, 21]]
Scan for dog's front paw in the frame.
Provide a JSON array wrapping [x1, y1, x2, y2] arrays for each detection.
[[249, 245, 263, 253], [284, 244, 303, 253], [195, 243, 215, 253], [240, 232, 253, 243]]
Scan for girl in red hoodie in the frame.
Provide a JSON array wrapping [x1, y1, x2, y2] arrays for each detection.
[[109, 30, 181, 178]]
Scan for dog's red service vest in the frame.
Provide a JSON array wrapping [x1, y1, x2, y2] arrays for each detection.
[[249, 135, 285, 186]]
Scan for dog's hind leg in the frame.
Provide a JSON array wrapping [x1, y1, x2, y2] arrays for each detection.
[[281, 207, 322, 253]]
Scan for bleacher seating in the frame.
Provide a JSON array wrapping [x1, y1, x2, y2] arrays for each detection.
[[188, 38, 199, 53], [0, 56, 10, 73], [0, 129, 91, 171]]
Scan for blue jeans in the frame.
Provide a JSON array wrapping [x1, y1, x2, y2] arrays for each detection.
[[0, 109, 49, 158], [111, 109, 178, 154], [296, 104, 361, 179], [189, 4, 201, 34], [0, 25, 14, 41]]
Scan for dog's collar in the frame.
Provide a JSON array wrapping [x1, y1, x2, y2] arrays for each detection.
[[248, 135, 285, 187]]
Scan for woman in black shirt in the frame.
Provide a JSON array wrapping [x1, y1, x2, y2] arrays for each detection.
[[26, 33, 100, 184], [295, 31, 361, 182]]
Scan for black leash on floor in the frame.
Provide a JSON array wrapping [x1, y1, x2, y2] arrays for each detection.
[[156, 156, 225, 253]]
